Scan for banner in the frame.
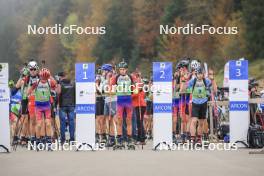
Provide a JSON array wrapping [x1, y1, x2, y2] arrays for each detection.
[[223, 62, 229, 88], [75, 63, 96, 149], [0, 63, 10, 152], [229, 60, 249, 146], [152, 62, 172, 149]]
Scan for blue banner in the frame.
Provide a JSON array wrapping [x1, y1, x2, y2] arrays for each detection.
[[230, 101, 248, 111], [76, 104, 95, 114], [154, 103, 172, 113], [75, 63, 95, 83], [153, 62, 172, 82], [229, 60, 248, 80]]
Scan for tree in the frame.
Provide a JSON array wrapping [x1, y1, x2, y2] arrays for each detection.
[[242, 0, 264, 59], [93, 0, 135, 64]]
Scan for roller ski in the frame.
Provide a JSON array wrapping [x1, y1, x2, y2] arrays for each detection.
[[45, 137, 53, 151], [113, 142, 125, 150], [127, 143, 136, 150], [101, 134, 107, 144], [113, 136, 125, 150], [106, 136, 116, 148], [20, 137, 29, 147], [126, 137, 136, 150]]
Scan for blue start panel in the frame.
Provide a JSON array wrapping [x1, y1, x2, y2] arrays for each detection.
[[76, 104, 95, 114], [153, 62, 172, 82], [153, 103, 172, 113], [229, 60, 248, 80], [230, 101, 248, 111], [75, 63, 95, 83]]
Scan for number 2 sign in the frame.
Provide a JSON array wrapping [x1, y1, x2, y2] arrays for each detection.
[[153, 62, 172, 82]]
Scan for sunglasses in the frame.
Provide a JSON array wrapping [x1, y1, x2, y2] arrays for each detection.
[[30, 68, 37, 71]]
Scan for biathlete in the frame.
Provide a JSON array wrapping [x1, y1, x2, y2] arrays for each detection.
[[111, 61, 136, 150], [28, 68, 57, 149]]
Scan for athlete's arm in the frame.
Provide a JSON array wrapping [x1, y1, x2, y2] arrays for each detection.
[[109, 75, 117, 94], [15, 76, 27, 88], [56, 83, 61, 95], [187, 79, 194, 89], [210, 79, 217, 94]]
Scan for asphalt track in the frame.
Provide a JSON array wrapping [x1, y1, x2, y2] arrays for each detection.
[[1, 144, 264, 176]]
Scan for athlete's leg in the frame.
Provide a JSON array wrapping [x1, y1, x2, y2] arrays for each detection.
[[59, 107, 67, 143], [172, 106, 177, 134], [116, 104, 124, 136], [198, 102, 208, 140], [45, 118, 52, 137], [28, 104, 36, 142], [40, 118, 45, 138], [187, 102, 192, 133], [96, 97, 105, 141], [136, 106, 146, 143], [110, 101, 117, 136], [190, 117, 198, 138], [97, 115, 104, 141], [35, 108, 43, 140], [197, 119, 206, 140], [68, 107, 75, 141], [9, 112, 17, 138], [190, 103, 199, 140], [20, 114, 29, 144], [20, 99, 29, 143], [125, 105, 133, 136]]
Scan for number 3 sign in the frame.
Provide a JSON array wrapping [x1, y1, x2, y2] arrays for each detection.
[[229, 60, 248, 80]]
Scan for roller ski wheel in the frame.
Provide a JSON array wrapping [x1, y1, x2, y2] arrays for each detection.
[[127, 144, 136, 150], [20, 137, 28, 147], [106, 141, 115, 148], [46, 143, 53, 151], [113, 143, 125, 150], [100, 139, 107, 144]]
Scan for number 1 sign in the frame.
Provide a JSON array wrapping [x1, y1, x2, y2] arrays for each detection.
[[75, 63, 96, 150]]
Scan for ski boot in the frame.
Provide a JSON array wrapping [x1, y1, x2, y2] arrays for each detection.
[[173, 133, 177, 144], [106, 136, 116, 148], [12, 136, 19, 146], [29, 136, 36, 150], [20, 136, 28, 147], [101, 134, 107, 144], [35, 138, 41, 152], [95, 133, 99, 144], [202, 133, 209, 142], [181, 133, 187, 143], [113, 136, 125, 150], [126, 137, 136, 150], [46, 136, 53, 151]]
